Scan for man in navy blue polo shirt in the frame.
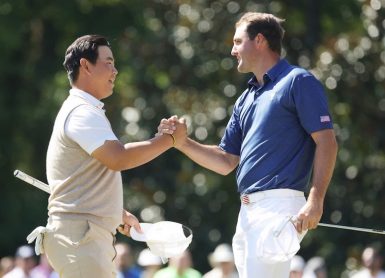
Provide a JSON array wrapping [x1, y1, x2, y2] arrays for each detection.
[[158, 12, 338, 278]]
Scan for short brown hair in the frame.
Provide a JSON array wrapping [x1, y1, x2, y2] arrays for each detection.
[[236, 12, 285, 54]]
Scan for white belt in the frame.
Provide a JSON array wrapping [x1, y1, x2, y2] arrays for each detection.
[[240, 189, 304, 204], [26, 226, 52, 255]]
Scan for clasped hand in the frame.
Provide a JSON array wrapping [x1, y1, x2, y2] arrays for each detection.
[[155, 115, 187, 148]]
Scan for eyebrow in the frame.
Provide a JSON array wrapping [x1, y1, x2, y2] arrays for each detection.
[[106, 56, 115, 62]]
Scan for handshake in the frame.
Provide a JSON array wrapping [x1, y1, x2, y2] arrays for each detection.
[[155, 115, 188, 149]]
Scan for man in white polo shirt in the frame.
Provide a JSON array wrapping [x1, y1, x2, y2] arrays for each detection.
[[28, 34, 184, 278]]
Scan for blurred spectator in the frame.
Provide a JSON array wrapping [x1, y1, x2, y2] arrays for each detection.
[[290, 255, 305, 278], [153, 250, 201, 278], [115, 242, 142, 278], [30, 254, 56, 278], [203, 243, 238, 278], [137, 249, 162, 278], [351, 246, 385, 278], [0, 256, 15, 277], [303, 256, 327, 278], [341, 256, 360, 278], [3, 245, 37, 278]]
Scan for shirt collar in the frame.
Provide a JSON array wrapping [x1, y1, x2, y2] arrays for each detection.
[[266, 58, 290, 82], [69, 88, 105, 110], [247, 58, 290, 88]]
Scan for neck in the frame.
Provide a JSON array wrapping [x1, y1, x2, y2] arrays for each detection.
[[72, 82, 100, 100], [254, 52, 280, 85]]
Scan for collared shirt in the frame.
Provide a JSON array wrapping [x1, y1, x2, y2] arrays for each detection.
[[219, 59, 334, 194], [65, 88, 118, 154]]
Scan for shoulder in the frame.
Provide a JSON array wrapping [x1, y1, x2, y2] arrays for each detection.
[[285, 66, 316, 82], [283, 66, 323, 94]]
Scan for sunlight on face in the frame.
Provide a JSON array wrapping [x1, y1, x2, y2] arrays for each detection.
[[91, 46, 118, 99], [231, 23, 256, 73]]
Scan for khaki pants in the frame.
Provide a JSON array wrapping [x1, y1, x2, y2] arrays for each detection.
[[43, 218, 117, 278]]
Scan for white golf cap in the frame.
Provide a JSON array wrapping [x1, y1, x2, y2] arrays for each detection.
[[208, 243, 234, 266], [290, 255, 306, 272], [131, 221, 193, 261], [255, 215, 307, 264], [15, 245, 35, 259], [137, 248, 162, 266]]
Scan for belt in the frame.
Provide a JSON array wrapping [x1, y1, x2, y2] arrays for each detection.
[[240, 189, 304, 204]]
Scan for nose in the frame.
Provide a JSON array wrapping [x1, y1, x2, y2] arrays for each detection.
[[231, 45, 237, 56], [113, 66, 118, 76]]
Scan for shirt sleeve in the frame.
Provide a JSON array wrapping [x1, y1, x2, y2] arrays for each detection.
[[293, 74, 334, 134], [65, 105, 118, 154], [219, 103, 242, 156]]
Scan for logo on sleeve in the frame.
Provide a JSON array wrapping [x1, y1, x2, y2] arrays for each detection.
[[320, 115, 331, 123]]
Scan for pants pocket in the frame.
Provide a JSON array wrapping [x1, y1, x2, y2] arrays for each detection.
[[53, 221, 92, 248]]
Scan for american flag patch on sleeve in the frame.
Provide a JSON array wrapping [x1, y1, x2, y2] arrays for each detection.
[[320, 115, 331, 122]]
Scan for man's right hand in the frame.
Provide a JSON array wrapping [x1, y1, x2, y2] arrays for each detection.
[[157, 115, 188, 149]]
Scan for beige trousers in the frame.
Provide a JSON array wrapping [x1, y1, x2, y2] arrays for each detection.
[[43, 218, 117, 278]]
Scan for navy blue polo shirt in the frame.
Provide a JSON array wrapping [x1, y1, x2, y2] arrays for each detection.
[[219, 59, 334, 194]]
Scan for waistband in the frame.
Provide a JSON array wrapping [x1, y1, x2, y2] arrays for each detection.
[[240, 189, 304, 204]]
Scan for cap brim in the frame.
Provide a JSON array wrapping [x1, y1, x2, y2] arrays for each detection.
[[131, 223, 152, 242]]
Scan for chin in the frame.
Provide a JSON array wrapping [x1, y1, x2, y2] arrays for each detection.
[[237, 66, 247, 73]]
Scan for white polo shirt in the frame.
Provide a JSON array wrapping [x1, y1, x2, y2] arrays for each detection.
[[65, 88, 118, 154]]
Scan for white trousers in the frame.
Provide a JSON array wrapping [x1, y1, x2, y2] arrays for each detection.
[[232, 189, 307, 278]]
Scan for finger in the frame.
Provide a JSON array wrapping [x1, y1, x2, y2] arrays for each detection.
[[160, 118, 169, 124], [160, 129, 174, 134], [117, 224, 129, 236], [293, 215, 304, 233], [132, 222, 143, 234], [179, 117, 186, 124], [294, 220, 302, 233], [301, 219, 309, 232], [308, 220, 318, 230], [159, 122, 176, 131]]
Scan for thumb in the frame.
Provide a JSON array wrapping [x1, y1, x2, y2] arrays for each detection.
[[132, 222, 143, 234], [179, 117, 186, 124]]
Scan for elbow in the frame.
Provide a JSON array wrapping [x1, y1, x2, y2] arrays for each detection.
[[105, 161, 124, 172], [216, 154, 239, 175], [217, 165, 236, 176], [220, 170, 232, 176], [104, 156, 133, 171]]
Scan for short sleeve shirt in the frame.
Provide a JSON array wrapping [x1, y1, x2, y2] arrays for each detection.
[[65, 88, 118, 154], [219, 59, 334, 194]]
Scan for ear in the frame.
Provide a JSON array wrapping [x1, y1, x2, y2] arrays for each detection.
[[255, 33, 264, 44], [254, 33, 267, 49], [79, 58, 91, 74]]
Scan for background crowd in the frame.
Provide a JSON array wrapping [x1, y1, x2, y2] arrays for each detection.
[[1, 241, 385, 278]]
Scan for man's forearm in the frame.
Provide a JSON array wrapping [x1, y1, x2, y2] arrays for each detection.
[[308, 134, 338, 203], [177, 138, 239, 175]]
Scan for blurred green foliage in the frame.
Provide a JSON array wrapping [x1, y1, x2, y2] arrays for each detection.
[[1, 0, 385, 276]]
